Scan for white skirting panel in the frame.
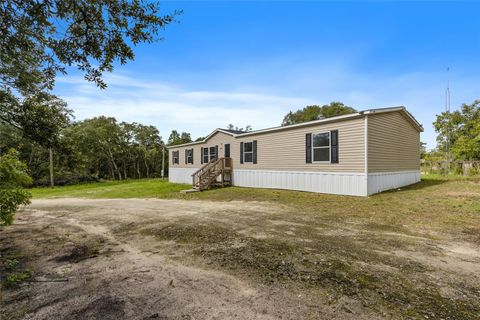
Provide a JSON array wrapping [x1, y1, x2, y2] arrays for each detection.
[[367, 170, 420, 196], [168, 167, 200, 184], [233, 170, 367, 197], [169, 168, 420, 196]]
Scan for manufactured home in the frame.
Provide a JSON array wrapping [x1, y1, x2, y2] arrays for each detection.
[[168, 107, 423, 196]]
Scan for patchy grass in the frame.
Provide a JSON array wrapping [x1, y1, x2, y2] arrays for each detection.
[[31, 176, 480, 240], [140, 221, 480, 319], [178, 176, 480, 241], [6, 270, 32, 286], [0, 249, 33, 288], [28, 176, 480, 319], [30, 179, 191, 199]]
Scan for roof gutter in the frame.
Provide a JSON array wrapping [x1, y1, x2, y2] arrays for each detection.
[[168, 106, 424, 149]]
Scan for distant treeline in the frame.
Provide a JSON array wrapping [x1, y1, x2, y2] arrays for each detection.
[[0, 117, 194, 186]]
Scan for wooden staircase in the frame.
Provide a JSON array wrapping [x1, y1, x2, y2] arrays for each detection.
[[191, 157, 232, 191]]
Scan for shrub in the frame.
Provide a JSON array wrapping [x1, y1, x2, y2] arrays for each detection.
[[0, 149, 32, 226]]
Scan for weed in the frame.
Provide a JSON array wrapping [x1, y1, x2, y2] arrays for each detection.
[[5, 258, 19, 270], [6, 270, 32, 286]]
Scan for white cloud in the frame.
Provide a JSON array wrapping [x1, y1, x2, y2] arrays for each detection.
[[56, 74, 316, 139], [55, 68, 480, 149]]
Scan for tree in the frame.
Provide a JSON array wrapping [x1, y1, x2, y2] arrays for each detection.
[[65, 117, 125, 179], [180, 132, 192, 144], [168, 130, 192, 146], [1, 0, 178, 148], [282, 102, 357, 126], [134, 124, 161, 178], [0, 1, 179, 221], [0, 92, 72, 147], [168, 130, 181, 145], [0, 149, 32, 226], [420, 142, 427, 159], [226, 124, 253, 132], [1, 0, 180, 93], [433, 100, 480, 160]]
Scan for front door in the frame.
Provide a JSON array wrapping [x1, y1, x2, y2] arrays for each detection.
[[224, 144, 230, 158]]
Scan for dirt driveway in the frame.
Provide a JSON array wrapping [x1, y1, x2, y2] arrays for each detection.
[[1, 198, 479, 319]]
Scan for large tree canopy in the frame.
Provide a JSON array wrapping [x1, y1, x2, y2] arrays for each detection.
[[0, 92, 72, 147], [433, 100, 480, 160], [282, 102, 357, 126], [168, 130, 192, 146], [1, 0, 179, 93], [1, 0, 178, 146]]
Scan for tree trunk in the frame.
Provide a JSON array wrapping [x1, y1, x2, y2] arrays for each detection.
[[108, 162, 115, 180], [107, 149, 122, 180], [116, 166, 122, 180], [49, 148, 54, 188], [28, 146, 35, 167], [144, 158, 150, 178], [137, 160, 141, 178], [123, 160, 128, 179]]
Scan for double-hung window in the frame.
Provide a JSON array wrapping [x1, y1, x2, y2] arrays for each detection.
[[243, 142, 253, 163], [312, 132, 330, 162], [172, 151, 179, 165], [186, 149, 193, 164], [203, 148, 209, 163], [209, 146, 217, 161]]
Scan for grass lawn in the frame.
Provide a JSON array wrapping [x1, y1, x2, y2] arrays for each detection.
[[31, 176, 480, 240], [30, 179, 191, 199]]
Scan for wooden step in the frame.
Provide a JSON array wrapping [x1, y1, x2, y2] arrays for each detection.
[[180, 188, 200, 194]]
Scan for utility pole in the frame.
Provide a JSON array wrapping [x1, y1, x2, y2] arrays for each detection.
[[161, 144, 165, 179], [49, 148, 54, 187], [445, 67, 451, 175]]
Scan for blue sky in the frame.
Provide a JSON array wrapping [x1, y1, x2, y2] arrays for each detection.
[[54, 1, 480, 149]]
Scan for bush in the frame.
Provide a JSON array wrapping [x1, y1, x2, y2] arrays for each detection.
[[468, 166, 479, 176], [0, 149, 32, 226]]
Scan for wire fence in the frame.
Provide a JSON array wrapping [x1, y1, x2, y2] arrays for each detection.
[[420, 160, 480, 176]]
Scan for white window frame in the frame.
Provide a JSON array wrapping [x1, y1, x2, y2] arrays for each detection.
[[203, 148, 209, 163], [172, 151, 179, 165], [312, 131, 331, 163], [186, 149, 193, 164], [243, 141, 254, 163]]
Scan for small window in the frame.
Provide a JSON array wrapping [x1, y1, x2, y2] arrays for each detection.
[[172, 151, 179, 165], [209, 146, 217, 161], [186, 149, 193, 164], [203, 148, 209, 163], [244, 142, 253, 163], [224, 144, 230, 158], [312, 132, 330, 162]]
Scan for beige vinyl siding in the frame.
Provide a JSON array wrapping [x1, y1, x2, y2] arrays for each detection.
[[169, 118, 365, 172], [368, 111, 420, 173], [232, 117, 365, 173], [169, 132, 234, 168]]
